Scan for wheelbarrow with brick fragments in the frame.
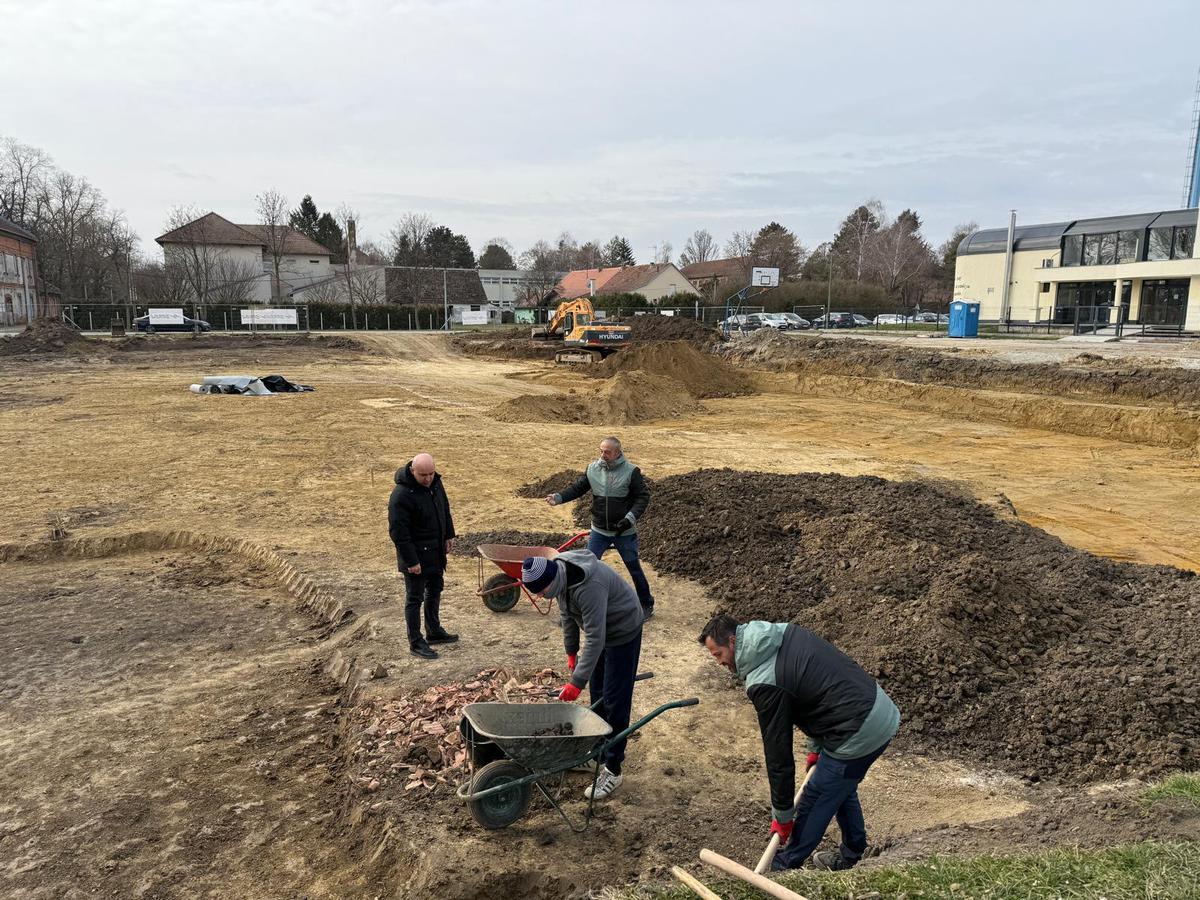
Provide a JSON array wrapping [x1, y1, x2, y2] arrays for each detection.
[[456, 690, 698, 831], [475, 531, 588, 613]]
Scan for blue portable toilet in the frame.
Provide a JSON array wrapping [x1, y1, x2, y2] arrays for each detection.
[[948, 300, 980, 338]]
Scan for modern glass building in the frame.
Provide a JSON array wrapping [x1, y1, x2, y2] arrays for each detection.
[[953, 208, 1200, 331]]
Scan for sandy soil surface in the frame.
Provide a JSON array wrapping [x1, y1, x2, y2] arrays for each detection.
[[1, 332, 1197, 897]]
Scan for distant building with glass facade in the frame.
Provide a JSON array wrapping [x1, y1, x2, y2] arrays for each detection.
[[953, 207, 1200, 331]]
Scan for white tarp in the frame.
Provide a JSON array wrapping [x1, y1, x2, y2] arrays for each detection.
[[461, 310, 489, 325], [149, 308, 185, 325], [190, 376, 273, 396], [240, 308, 298, 326]]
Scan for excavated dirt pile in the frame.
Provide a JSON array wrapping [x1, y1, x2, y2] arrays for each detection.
[[726, 330, 1200, 408], [450, 328, 559, 361], [636, 468, 1199, 783], [0, 319, 97, 356], [514, 469, 582, 498], [451, 530, 575, 556], [620, 314, 723, 346], [590, 340, 755, 398], [491, 371, 702, 425]]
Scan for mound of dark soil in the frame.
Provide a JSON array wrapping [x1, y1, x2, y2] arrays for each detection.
[[0, 319, 97, 356], [451, 531, 578, 557], [450, 329, 559, 361], [114, 333, 369, 353], [621, 315, 723, 346], [591, 341, 754, 398], [725, 330, 1200, 409], [636, 468, 1200, 783], [491, 372, 704, 425], [515, 470, 582, 498]]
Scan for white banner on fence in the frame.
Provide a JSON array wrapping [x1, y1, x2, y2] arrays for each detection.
[[148, 308, 185, 325], [461, 310, 489, 325], [660, 309, 676, 317], [240, 308, 298, 325], [593, 309, 607, 319]]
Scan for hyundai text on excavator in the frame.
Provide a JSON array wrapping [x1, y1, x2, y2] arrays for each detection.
[[531, 298, 632, 364]]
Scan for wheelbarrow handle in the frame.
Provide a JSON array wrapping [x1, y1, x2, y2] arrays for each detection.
[[600, 697, 700, 750], [545, 671, 655, 701], [556, 531, 590, 552]]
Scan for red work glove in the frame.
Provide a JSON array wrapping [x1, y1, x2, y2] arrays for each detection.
[[806, 752, 819, 771], [567, 654, 577, 673], [770, 818, 793, 844], [558, 683, 581, 702]]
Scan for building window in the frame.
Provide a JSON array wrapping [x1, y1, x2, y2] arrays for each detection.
[[1148, 227, 1173, 261], [1040, 282, 1050, 293], [1062, 234, 1082, 266], [1098, 232, 1117, 265], [1117, 231, 1139, 263], [1082, 235, 1101, 266], [309, 259, 320, 264], [1173, 225, 1195, 260]]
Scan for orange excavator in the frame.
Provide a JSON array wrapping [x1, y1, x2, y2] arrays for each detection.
[[531, 298, 632, 364]]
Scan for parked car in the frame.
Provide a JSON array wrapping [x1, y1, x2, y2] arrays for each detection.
[[873, 313, 911, 325], [851, 314, 873, 328], [912, 311, 940, 324], [135, 314, 212, 335], [721, 314, 759, 332], [759, 313, 795, 330], [812, 312, 857, 328], [778, 312, 811, 329]]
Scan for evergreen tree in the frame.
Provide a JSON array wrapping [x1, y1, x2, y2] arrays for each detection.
[[478, 242, 516, 269], [424, 225, 476, 268], [314, 212, 345, 262], [289, 195, 321, 239], [603, 235, 635, 266], [750, 221, 805, 279]]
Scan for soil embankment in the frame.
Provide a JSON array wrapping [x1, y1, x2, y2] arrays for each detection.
[[491, 371, 702, 425], [635, 468, 1199, 784]]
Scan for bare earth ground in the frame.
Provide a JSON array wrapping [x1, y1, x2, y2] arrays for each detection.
[[1, 332, 1198, 898]]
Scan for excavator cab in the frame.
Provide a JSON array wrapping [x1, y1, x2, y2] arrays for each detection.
[[532, 298, 631, 363]]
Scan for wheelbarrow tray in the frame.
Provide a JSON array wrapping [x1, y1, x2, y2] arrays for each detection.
[[462, 702, 611, 772], [476, 543, 560, 581]]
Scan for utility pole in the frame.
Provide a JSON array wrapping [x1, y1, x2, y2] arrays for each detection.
[[442, 268, 448, 330], [825, 246, 834, 327], [1000, 210, 1016, 323]]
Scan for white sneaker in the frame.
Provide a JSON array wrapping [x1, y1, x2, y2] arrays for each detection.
[[584, 765, 623, 800]]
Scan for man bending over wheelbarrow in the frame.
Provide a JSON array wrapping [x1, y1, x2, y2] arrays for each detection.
[[699, 613, 900, 872], [521, 549, 644, 800]]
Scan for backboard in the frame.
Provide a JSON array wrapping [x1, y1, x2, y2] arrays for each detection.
[[751, 267, 780, 287]]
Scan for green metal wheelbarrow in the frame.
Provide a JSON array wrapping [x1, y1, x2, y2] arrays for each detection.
[[456, 690, 699, 831]]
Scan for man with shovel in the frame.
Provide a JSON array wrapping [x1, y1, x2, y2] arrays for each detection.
[[521, 549, 644, 801], [699, 613, 900, 871]]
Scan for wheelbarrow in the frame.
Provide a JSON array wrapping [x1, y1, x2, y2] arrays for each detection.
[[476, 531, 588, 613], [457, 690, 699, 831]]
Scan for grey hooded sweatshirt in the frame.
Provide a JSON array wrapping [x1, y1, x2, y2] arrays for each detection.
[[551, 549, 644, 688]]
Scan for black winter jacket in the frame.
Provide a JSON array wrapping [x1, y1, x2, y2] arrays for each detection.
[[388, 462, 456, 572]]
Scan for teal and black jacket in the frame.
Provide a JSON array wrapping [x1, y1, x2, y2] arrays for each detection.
[[736, 621, 901, 820], [556, 455, 650, 536]]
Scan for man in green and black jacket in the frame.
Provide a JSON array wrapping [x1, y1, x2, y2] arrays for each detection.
[[700, 613, 900, 871], [545, 436, 655, 618]]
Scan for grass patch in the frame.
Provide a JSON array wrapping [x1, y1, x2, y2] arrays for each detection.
[[605, 842, 1200, 900], [1143, 774, 1200, 809]]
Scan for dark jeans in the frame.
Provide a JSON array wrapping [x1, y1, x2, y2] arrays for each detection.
[[774, 742, 889, 870], [587, 530, 654, 609], [587, 628, 642, 775], [403, 566, 445, 644]]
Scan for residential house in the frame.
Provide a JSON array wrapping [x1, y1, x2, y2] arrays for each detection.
[[156, 212, 334, 303], [680, 257, 751, 303], [550, 263, 700, 304], [0, 216, 50, 325]]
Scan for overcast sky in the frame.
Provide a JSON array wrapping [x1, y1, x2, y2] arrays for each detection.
[[9, 0, 1200, 262]]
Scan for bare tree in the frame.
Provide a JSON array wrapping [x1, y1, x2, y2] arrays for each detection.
[[519, 239, 559, 300], [833, 199, 886, 282], [133, 260, 192, 306], [256, 189, 290, 302], [655, 242, 673, 265], [0, 138, 53, 226], [389, 212, 435, 303], [679, 229, 718, 267], [162, 206, 218, 303], [866, 209, 935, 306], [209, 257, 262, 305]]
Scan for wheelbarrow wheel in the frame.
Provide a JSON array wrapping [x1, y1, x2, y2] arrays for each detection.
[[481, 573, 521, 613], [468, 759, 531, 830]]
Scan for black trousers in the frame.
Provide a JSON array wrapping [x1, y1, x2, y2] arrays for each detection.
[[587, 628, 643, 775], [403, 567, 445, 644]]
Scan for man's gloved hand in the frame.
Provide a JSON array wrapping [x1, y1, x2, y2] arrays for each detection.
[[806, 752, 819, 771], [770, 819, 794, 844], [613, 517, 632, 535], [567, 653, 577, 673], [558, 683, 581, 702]]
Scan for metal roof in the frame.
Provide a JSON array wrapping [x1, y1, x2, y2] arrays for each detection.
[[959, 208, 1198, 255], [0, 216, 37, 243]]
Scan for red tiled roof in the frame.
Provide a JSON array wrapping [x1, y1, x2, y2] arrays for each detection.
[[680, 257, 748, 281], [598, 263, 670, 294], [237, 224, 332, 257], [553, 266, 624, 300]]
